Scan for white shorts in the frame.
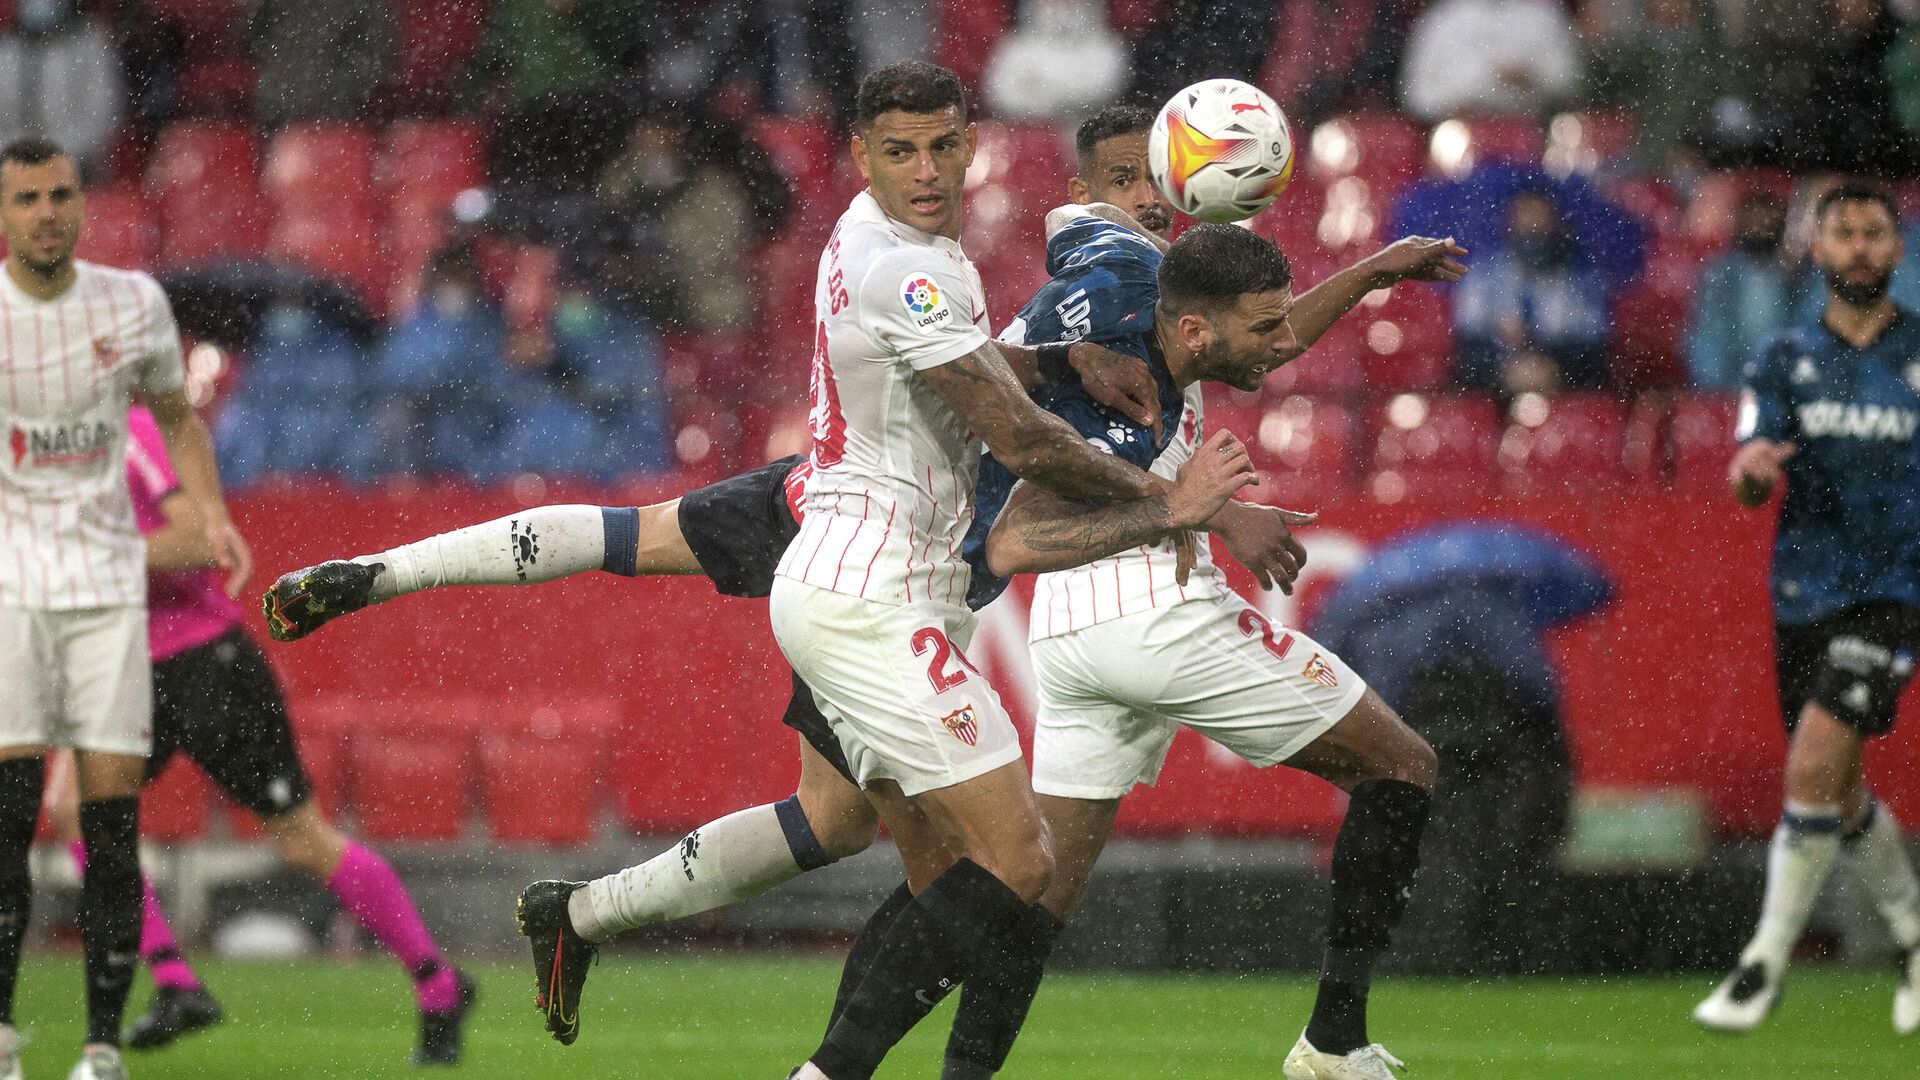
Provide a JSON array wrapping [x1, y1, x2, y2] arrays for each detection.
[[1030, 593, 1365, 800], [0, 605, 152, 756], [769, 577, 1023, 796]]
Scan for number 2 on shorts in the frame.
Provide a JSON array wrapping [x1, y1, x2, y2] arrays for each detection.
[[1237, 608, 1295, 662], [912, 626, 979, 694]]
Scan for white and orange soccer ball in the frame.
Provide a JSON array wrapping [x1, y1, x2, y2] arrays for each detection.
[[1148, 79, 1294, 224]]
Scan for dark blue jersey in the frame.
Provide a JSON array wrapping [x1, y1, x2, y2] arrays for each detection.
[[1739, 309, 1920, 624], [961, 215, 1187, 611]]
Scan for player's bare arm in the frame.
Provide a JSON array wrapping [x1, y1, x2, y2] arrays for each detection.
[[1279, 236, 1469, 366], [144, 490, 224, 573], [142, 387, 252, 596], [985, 429, 1254, 576], [1730, 438, 1796, 507], [998, 340, 1160, 433], [920, 342, 1165, 504]]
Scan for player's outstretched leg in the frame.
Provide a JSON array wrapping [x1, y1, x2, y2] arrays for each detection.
[[262, 504, 675, 641], [1837, 794, 1920, 1033], [67, 844, 222, 1051], [1281, 691, 1434, 1080]]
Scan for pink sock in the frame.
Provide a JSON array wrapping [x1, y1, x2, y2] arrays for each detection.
[[68, 842, 202, 992], [327, 841, 458, 1011]]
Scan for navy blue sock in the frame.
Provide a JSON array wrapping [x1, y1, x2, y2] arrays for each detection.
[[600, 507, 640, 575]]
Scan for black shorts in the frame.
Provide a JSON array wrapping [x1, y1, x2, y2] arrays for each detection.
[[678, 456, 856, 783], [1775, 602, 1920, 737], [148, 628, 314, 817], [677, 454, 806, 599]]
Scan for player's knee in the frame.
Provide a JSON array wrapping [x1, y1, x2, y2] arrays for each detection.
[[981, 829, 1055, 904], [809, 805, 880, 861], [1394, 732, 1440, 791]]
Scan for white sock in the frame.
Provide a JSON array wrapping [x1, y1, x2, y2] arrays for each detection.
[[1741, 801, 1845, 974], [355, 505, 619, 602], [570, 803, 806, 942], [1845, 798, 1920, 950]]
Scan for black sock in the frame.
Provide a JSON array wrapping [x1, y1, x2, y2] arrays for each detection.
[[0, 759, 42, 1028], [828, 881, 914, 1033], [812, 860, 1027, 1080], [79, 797, 141, 1047], [941, 903, 1064, 1079], [1305, 779, 1431, 1055]]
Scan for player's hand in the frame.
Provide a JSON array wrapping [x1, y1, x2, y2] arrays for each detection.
[[1211, 501, 1316, 594], [1168, 430, 1257, 531], [206, 511, 254, 598], [1069, 341, 1162, 440], [1368, 236, 1469, 287], [1172, 529, 1197, 586], [1729, 438, 1796, 505]]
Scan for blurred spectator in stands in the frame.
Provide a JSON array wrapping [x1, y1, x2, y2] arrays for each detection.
[[1777, 0, 1912, 176], [581, 112, 791, 333], [1579, 0, 1727, 175], [1263, 0, 1422, 119], [1452, 188, 1611, 392], [215, 297, 368, 485], [635, 0, 767, 116], [1401, 0, 1581, 121], [984, 0, 1125, 123], [1128, 0, 1282, 109], [757, 0, 860, 121], [363, 249, 506, 480], [490, 276, 671, 479], [248, 0, 394, 128], [1393, 160, 1647, 291], [466, 0, 644, 195], [1686, 190, 1796, 389], [0, 1, 123, 174]]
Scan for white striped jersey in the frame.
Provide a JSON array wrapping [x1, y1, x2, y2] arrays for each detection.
[[0, 262, 185, 609], [776, 191, 992, 608], [1027, 383, 1226, 641]]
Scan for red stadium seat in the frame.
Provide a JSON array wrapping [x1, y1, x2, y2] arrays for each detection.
[[929, 0, 1010, 96], [263, 123, 376, 216], [1366, 392, 1500, 501], [1669, 391, 1740, 491], [1211, 393, 1358, 504], [750, 116, 837, 202], [141, 759, 212, 843], [1430, 114, 1544, 176], [1263, 341, 1362, 398], [1306, 112, 1425, 203], [1543, 110, 1638, 175], [349, 730, 470, 842], [268, 210, 385, 305], [386, 0, 490, 111], [146, 122, 264, 265], [1498, 392, 1630, 495], [1351, 283, 1453, 392], [74, 188, 158, 270], [380, 120, 486, 219], [1684, 169, 1796, 253], [146, 122, 257, 196], [479, 732, 597, 847]]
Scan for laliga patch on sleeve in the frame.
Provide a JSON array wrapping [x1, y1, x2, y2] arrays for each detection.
[[899, 273, 954, 334]]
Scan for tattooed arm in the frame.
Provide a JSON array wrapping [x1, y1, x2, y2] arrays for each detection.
[[984, 430, 1255, 576], [922, 342, 1178, 504]]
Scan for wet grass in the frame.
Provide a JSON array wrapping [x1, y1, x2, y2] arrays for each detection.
[[7, 953, 1908, 1077]]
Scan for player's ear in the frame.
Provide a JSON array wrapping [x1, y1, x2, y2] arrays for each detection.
[[850, 131, 872, 183], [963, 122, 978, 167], [1068, 175, 1091, 204]]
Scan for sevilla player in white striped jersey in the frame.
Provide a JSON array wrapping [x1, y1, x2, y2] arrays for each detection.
[[0, 137, 249, 1080], [774, 63, 1256, 1080]]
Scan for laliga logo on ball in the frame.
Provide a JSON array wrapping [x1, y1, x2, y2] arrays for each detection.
[[1149, 78, 1294, 225]]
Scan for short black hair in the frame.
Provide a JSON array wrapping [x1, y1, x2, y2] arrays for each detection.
[[1075, 106, 1156, 173], [1815, 180, 1900, 229], [1158, 224, 1293, 316], [0, 137, 69, 171], [855, 61, 967, 131]]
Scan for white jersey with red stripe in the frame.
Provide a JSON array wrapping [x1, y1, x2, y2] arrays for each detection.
[[1027, 384, 1226, 641], [0, 261, 186, 610], [775, 190, 992, 608]]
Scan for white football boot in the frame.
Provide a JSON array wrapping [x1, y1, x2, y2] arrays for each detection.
[[1282, 1030, 1408, 1080], [0, 1025, 21, 1080], [1895, 948, 1920, 1035], [1693, 961, 1781, 1032], [66, 1046, 125, 1080]]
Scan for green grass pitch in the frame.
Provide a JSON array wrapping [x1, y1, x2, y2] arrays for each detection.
[[5, 953, 1911, 1077]]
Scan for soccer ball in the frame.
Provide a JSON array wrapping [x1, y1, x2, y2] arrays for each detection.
[[1148, 79, 1295, 224]]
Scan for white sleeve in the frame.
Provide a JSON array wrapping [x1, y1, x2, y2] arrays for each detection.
[[856, 249, 990, 371], [134, 275, 187, 397]]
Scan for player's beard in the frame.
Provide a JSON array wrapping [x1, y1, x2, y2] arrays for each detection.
[[1827, 264, 1892, 307]]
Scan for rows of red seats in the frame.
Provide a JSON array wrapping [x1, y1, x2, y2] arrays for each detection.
[[138, 695, 622, 846]]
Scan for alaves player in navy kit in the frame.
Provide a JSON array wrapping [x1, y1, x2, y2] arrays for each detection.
[[1698, 182, 1920, 1036]]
